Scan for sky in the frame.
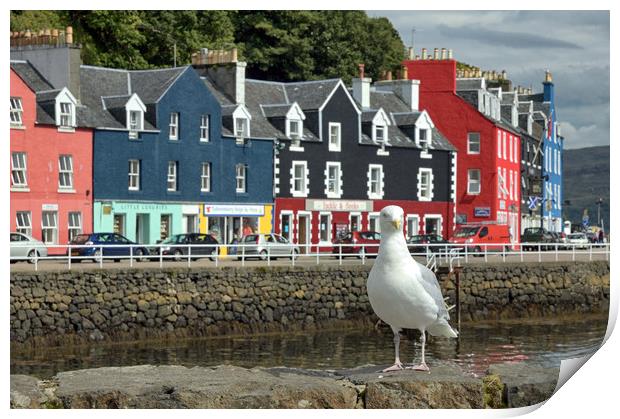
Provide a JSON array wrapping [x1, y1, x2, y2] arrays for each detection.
[[369, 10, 610, 150]]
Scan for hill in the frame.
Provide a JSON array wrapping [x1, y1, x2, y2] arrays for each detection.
[[562, 145, 610, 231]]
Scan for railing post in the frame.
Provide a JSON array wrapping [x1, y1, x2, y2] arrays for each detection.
[[99, 245, 103, 269], [572, 244, 576, 261], [159, 246, 163, 268], [187, 245, 191, 268], [215, 245, 219, 267], [465, 246, 468, 264], [267, 246, 271, 267], [454, 266, 461, 336], [538, 244, 542, 263], [338, 243, 342, 266], [316, 244, 319, 265], [502, 244, 506, 262], [362, 244, 366, 265], [34, 249, 38, 272], [555, 244, 558, 262], [68, 245, 72, 270], [484, 244, 488, 262], [520, 243, 523, 262], [291, 246, 295, 267], [589, 244, 593, 261], [129, 245, 133, 268]]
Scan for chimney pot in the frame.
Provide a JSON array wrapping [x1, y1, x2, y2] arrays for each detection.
[[421, 48, 427, 59], [433, 48, 439, 59], [66, 26, 73, 44], [386, 70, 392, 81], [545, 69, 553, 83], [358, 63, 365, 79], [501, 70, 507, 79], [441, 48, 447, 59], [407, 47, 414, 60], [401, 65, 408, 80], [448, 49, 453, 59]]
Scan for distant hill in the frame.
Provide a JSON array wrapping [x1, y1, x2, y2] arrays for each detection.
[[562, 145, 610, 231]]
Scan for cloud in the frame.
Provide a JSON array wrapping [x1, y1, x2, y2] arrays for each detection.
[[437, 24, 583, 50], [559, 122, 608, 149]]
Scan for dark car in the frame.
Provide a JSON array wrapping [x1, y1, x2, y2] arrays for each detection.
[[332, 231, 381, 258], [407, 234, 450, 255], [520, 227, 555, 251], [151, 233, 219, 261], [68, 233, 150, 262]]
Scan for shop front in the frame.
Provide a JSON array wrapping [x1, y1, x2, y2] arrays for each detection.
[[199, 203, 273, 256], [94, 201, 201, 244]]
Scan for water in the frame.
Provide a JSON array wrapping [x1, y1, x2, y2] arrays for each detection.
[[11, 315, 607, 379]]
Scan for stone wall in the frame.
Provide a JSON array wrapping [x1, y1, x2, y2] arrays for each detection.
[[10, 261, 609, 346]]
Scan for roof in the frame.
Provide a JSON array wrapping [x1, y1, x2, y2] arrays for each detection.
[[456, 78, 484, 91], [10, 61, 54, 92], [284, 79, 341, 110]]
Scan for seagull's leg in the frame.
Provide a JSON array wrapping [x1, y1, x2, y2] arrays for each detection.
[[408, 329, 430, 372], [382, 326, 404, 372]]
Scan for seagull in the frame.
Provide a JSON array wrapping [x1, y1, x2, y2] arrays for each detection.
[[367, 205, 458, 372]]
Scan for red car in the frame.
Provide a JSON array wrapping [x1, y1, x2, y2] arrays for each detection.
[[332, 231, 381, 258]]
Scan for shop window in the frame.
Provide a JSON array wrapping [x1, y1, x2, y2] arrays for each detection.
[[319, 213, 332, 242], [68, 212, 82, 242]]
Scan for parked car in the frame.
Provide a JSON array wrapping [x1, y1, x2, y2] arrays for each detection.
[[549, 231, 567, 249], [150, 233, 219, 261], [450, 224, 512, 254], [520, 227, 555, 251], [68, 233, 150, 262], [406, 234, 450, 255], [238, 233, 300, 260], [10, 232, 48, 264], [332, 231, 381, 258], [567, 233, 589, 249]]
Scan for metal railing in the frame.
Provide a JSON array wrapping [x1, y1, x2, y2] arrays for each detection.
[[9, 241, 611, 271]]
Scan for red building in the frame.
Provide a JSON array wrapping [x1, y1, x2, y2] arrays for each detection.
[[10, 62, 93, 253], [403, 52, 521, 243]]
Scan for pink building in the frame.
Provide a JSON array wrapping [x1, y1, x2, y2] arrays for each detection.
[[10, 62, 93, 254]]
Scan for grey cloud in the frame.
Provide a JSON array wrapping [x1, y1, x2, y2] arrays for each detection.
[[437, 24, 583, 49]]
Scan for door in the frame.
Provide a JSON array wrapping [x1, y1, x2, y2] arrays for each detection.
[[298, 215, 309, 253], [136, 214, 150, 244], [350, 214, 361, 232], [160, 214, 172, 242], [281, 213, 292, 241], [113, 214, 126, 236], [183, 214, 198, 233], [424, 217, 442, 237]]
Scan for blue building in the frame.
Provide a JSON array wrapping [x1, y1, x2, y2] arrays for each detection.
[[518, 71, 563, 232], [80, 62, 274, 245]]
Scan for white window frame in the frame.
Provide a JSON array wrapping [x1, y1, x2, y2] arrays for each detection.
[[200, 114, 210, 142], [368, 212, 381, 233], [467, 169, 481, 195], [367, 164, 384, 199], [424, 214, 443, 237], [58, 155, 74, 191], [10, 97, 23, 127], [467, 132, 480, 154], [328, 122, 341, 152], [11, 152, 28, 189], [502, 132, 507, 160], [128, 110, 142, 138], [325, 162, 342, 198], [169, 112, 179, 140], [16, 211, 32, 236], [349, 212, 361, 233], [201, 162, 211, 192], [318, 212, 332, 244], [167, 161, 178, 191], [497, 131, 502, 158], [406, 214, 420, 238], [418, 128, 431, 150], [68, 212, 82, 242], [235, 163, 247, 193], [417, 168, 434, 201], [59, 102, 73, 128], [234, 117, 249, 138], [128, 159, 140, 191], [509, 136, 514, 162], [374, 125, 387, 146], [288, 119, 302, 139], [291, 161, 309, 197], [41, 210, 58, 245]]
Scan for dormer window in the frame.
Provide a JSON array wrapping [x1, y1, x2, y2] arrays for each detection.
[[419, 129, 430, 149], [59, 102, 73, 128], [125, 93, 146, 139], [128, 110, 142, 139], [235, 117, 249, 138], [375, 125, 387, 145], [288, 120, 302, 139]]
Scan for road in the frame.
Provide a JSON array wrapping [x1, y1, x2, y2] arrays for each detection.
[[10, 249, 609, 273]]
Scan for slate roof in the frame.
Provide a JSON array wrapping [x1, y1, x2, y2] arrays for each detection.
[[261, 104, 294, 118], [79, 65, 187, 130], [518, 102, 533, 113], [10, 61, 53, 92], [457, 90, 479, 108], [284, 79, 341, 110], [456, 78, 484, 91]]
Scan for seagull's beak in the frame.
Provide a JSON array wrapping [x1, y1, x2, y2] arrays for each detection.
[[392, 220, 401, 230]]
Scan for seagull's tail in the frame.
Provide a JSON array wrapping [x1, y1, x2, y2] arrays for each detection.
[[428, 319, 458, 338]]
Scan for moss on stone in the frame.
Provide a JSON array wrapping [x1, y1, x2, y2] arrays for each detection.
[[482, 374, 505, 409]]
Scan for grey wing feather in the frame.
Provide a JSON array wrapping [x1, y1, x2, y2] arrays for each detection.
[[417, 263, 450, 320]]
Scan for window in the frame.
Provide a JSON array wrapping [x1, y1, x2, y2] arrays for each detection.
[[417, 168, 433, 201], [58, 155, 74, 190], [328, 122, 341, 152], [167, 161, 178, 191], [509, 169, 514, 200], [375, 125, 387, 145], [502, 132, 507, 159], [406, 215, 420, 237], [368, 213, 380, 233], [468, 132, 480, 154], [10, 97, 23, 126], [514, 137, 518, 163], [291, 161, 308, 196], [418, 129, 430, 149], [200, 115, 210, 142], [68, 212, 82, 241], [288, 119, 302, 139], [235, 163, 246, 193], [509, 136, 514, 162], [497, 131, 502, 158], [169, 112, 179, 140], [467, 169, 481, 194], [368, 164, 383, 199], [129, 110, 142, 138], [128, 159, 140, 190], [326, 162, 342, 198], [235, 117, 249, 138], [16, 211, 32, 236], [59, 102, 73, 127], [319, 213, 332, 242], [11, 152, 27, 188], [41, 211, 58, 244], [201, 162, 211, 192]]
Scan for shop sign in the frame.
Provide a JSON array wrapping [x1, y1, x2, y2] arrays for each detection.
[[42, 203, 58, 211], [182, 205, 200, 215], [306, 199, 372, 212], [203, 204, 265, 216], [116, 203, 171, 212], [474, 207, 491, 217]]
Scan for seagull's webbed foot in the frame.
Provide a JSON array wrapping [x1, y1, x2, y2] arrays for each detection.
[[406, 363, 430, 372], [381, 362, 404, 372]]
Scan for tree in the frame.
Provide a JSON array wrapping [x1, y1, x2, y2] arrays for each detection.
[[10, 10, 68, 32]]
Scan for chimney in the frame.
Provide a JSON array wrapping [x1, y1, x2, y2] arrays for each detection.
[[386, 70, 392, 81], [433, 48, 439, 59], [407, 47, 414, 60], [401, 65, 408, 80], [192, 48, 246, 104], [66, 26, 73, 45], [501, 70, 507, 79], [447, 49, 453, 59], [545, 69, 553, 83], [374, 78, 420, 112], [415, 54, 420, 60], [421, 48, 427, 59], [441, 48, 447, 59], [352, 69, 371, 109]]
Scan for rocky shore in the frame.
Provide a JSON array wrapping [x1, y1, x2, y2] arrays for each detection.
[[10, 362, 559, 409]]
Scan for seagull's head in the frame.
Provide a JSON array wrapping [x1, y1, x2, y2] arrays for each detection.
[[379, 206, 404, 234]]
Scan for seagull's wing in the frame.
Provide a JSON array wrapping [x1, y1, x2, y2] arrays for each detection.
[[416, 263, 450, 320]]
